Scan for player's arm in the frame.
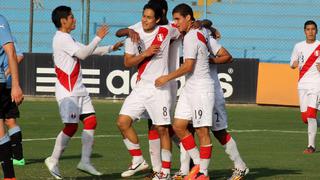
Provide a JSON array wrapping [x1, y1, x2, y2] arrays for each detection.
[[155, 59, 195, 87], [3, 42, 23, 105], [5, 40, 24, 76], [116, 28, 140, 43], [316, 62, 320, 72], [74, 25, 108, 60], [124, 44, 160, 68], [209, 47, 232, 64], [92, 40, 124, 56], [289, 45, 299, 69]]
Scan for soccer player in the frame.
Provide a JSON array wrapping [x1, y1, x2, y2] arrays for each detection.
[[45, 6, 123, 179], [155, 4, 215, 180], [3, 37, 25, 166], [173, 20, 248, 180], [116, 2, 179, 180], [0, 14, 24, 180], [290, 20, 320, 154]]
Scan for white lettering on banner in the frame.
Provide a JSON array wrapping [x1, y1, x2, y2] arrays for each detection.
[[106, 70, 130, 95], [218, 73, 233, 98]]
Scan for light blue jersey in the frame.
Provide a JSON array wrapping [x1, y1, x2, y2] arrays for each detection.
[[0, 14, 14, 83], [3, 37, 23, 88]]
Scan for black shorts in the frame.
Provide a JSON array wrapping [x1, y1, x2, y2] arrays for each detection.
[[0, 83, 20, 119]]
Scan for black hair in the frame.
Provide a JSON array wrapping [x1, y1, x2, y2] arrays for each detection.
[[304, 20, 317, 30], [143, 3, 163, 25], [148, 0, 168, 25], [172, 3, 195, 21], [52, 6, 72, 28]]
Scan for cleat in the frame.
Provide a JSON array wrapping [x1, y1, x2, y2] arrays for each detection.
[[121, 160, 149, 177], [303, 146, 316, 154], [172, 170, 187, 180], [144, 170, 158, 180], [194, 172, 209, 180], [44, 157, 62, 179], [184, 165, 200, 180], [13, 158, 25, 166], [152, 171, 171, 180], [77, 161, 103, 176], [228, 168, 249, 180]]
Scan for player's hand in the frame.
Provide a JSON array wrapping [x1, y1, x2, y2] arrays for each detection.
[[112, 41, 124, 51], [96, 24, 109, 39], [316, 62, 320, 72], [11, 85, 24, 105], [128, 29, 140, 43], [291, 60, 299, 69], [155, 75, 169, 87], [143, 45, 160, 57]]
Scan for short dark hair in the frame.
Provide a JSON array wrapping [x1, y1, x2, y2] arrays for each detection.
[[143, 3, 163, 25], [52, 6, 72, 28], [172, 3, 195, 21], [304, 20, 317, 30], [148, 0, 168, 25]]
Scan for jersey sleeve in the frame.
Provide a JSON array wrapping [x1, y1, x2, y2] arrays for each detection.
[[183, 32, 198, 60], [58, 34, 80, 57], [124, 38, 137, 55], [0, 16, 13, 47], [208, 37, 222, 56], [169, 24, 180, 40], [128, 22, 141, 30], [290, 44, 298, 67]]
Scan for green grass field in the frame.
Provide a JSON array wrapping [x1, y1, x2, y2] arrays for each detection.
[[5, 98, 320, 179]]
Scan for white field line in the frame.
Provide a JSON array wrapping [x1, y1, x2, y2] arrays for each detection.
[[22, 129, 306, 142]]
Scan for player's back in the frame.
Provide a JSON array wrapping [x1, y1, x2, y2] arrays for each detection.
[[183, 29, 214, 90]]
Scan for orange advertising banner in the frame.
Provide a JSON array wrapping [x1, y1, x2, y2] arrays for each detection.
[[256, 63, 299, 106]]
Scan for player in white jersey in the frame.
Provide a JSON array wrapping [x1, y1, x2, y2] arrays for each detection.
[[155, 4, 214, 180], [44, 6, 123, 179], [116, 3, 180, 180], [290, 20, 320, 154]]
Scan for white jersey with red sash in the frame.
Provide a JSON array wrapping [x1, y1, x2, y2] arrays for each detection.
[[53, 31, 88, 101], [125, 24, 180, 87], [290, 40, 320, 90]]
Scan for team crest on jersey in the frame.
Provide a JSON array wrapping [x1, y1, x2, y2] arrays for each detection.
[[70, 113, 77, 119], [314, 50, 319, 57], [157, 34, 164, 42]]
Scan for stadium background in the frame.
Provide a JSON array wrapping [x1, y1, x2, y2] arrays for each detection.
[[2, 0, 317, 106]]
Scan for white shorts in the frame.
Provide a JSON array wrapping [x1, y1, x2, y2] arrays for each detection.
[[58, 95, 95, 123], [175, 88, 214, 128], [298, 88, 320, 112], [120, 83, 172, 126], [211, 82, 228, 131]]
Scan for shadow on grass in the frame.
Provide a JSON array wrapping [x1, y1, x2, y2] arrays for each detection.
[[25, 153, 103, 165], [210, 168, 302, 179]]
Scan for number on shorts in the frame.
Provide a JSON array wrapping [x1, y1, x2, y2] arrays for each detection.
[[163, 107, 168, 117], [214, 112, 219, 122], [194, 109, 203, 119]]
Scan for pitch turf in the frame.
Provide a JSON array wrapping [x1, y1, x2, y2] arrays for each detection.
[[6, 98, 320, 179]]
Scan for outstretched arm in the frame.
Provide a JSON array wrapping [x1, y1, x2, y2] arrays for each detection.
[[116, 28, 140, 43]]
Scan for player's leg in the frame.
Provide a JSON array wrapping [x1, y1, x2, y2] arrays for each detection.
[[45, 97, 80, 179], [299, 89, 317, 154], [4, 88, 24, 166], [117, 90, 149, 177], [77, 95, 102, 176]]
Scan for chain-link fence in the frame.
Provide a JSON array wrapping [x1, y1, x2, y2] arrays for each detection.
[[1, 0, 320, 62]]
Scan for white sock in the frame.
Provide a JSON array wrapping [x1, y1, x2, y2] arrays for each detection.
[[51, 131, 71, 164], [225, 138, 246, 170], [179, 143, 190, 175], [149, 138, 161, 172], [307, 118, 317, 148], [81, 130, 94, 164], [161, 149, 172, 174], [123, 138, 144, 164]]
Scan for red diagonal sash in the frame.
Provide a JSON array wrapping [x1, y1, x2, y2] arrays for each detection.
[[299, 44, 320, 80], [136, 27, 168, 81]]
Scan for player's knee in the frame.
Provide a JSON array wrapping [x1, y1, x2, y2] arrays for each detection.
[[195, 127, 210, 139], [172, 123, 184, 136], [307, 107, 317, 119], [117, 115, 132, 131], [4, 118, 17, 129], [83, 115, 97, 130], [213, 130, 231, 145], [155, 125, 169, 137], [63, 123, 78, 137]]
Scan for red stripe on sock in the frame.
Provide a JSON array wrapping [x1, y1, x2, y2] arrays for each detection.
[[129, 149, 142, 156], [162, 161, 171, 169], [200, 145, 212, 159], [221, 133, 232, 145], [181, 134, 196, 150], [148, 130, 160, 140]]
